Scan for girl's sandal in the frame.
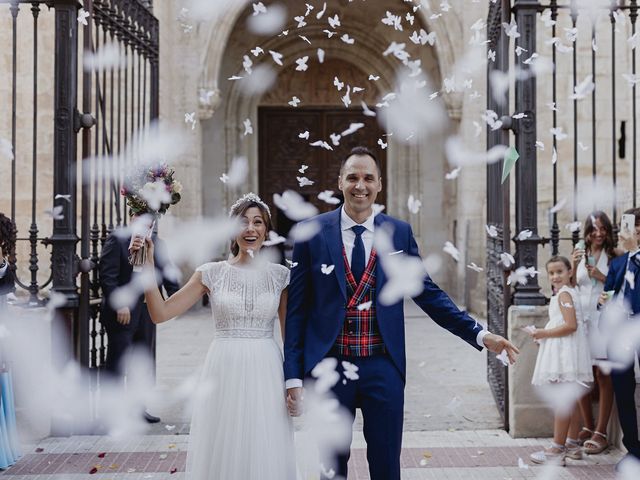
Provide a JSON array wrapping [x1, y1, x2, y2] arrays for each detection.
[[578, 427, 593, 446], [584, 431, 608, 455]]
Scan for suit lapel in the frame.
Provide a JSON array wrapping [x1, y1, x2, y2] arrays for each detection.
[[374, 214, 387, 305], [323, 208, 347, 300]]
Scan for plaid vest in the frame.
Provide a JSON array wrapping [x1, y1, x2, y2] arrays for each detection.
[[333, 248, 386, 357]]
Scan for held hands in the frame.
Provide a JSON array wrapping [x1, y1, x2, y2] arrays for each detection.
[[116, 307, 131, 325], [286, 387, 304, 417], [482, 333, 520, 364]]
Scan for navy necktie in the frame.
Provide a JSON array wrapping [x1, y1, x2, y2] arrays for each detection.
[[351, 225, 366, 284]]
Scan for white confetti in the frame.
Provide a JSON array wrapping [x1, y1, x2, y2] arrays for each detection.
[[445, 167, 461, 180], [467, 262, 483, 273], [288, 96, 301, 107], [318, 190, 341, 205], [269, 50, 284, 66], [443, 241, 460, 262], [243, 118, 253, 136], [407, 195, 422, 214], [0, 137, 13, 161], [357, 301, 372, 311], [328, 14, 341, 29], [342, 361, 360, 381], [263, 230, 286, 247], [297, 176, 314, 187], [507, 266, 539, 286], [295, 56, 309, 72], [500, 252, 515, 268], [45, 205, 64, 220], [321, 264, 335, 275], [273, 190, 318, 221], [221, 156, 248, 187], [77, 8, 90, 26], [516, 229, 533, 241]]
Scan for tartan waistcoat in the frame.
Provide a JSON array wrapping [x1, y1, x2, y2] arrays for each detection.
[[333, 248, 386, 357]]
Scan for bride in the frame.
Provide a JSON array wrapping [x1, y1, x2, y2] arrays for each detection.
[[133, 193, 296, 479]]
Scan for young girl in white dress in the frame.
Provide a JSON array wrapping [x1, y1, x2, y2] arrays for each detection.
[[133, 193, 296, 479], [529, 256, 593, 465]]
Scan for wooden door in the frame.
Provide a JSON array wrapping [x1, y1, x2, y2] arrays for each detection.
[[258, 107, 387, 236]]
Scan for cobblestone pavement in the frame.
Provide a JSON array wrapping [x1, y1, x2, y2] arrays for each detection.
[[1, 304, 623, 478]]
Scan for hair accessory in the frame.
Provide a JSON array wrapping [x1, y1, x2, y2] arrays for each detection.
[[229, 192, 271, 218]]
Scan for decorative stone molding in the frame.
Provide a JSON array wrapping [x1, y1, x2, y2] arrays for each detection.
[[197, 87, 221, 119]]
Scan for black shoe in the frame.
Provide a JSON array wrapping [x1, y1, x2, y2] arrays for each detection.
[[143, 411, 161, 424]]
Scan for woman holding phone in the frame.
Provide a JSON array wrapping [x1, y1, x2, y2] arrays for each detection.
[[572, 211, 619, 454]]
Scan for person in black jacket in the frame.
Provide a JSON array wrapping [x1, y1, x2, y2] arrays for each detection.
[[0, 213, 16, 310], [99, 217, 179, 423]]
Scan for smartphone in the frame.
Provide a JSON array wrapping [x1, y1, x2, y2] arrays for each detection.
[[622, 214, 636, 235]]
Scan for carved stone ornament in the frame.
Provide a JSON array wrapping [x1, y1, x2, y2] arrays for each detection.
[[198, 87, 221, 119]]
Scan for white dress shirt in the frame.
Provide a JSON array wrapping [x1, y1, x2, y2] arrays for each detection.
[[0, 261, 7, 279], [341, 206, 375, 267], [285, 207, 489, 390]]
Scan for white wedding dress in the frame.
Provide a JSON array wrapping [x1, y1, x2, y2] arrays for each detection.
[[186, 261, 296, 479]]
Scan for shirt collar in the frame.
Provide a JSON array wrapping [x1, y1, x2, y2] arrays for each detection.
[[341, 206, 375, 233]]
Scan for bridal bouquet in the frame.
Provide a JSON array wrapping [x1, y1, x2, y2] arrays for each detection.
[[121, 163, 182, 268]]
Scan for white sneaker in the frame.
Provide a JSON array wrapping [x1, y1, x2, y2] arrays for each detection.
[[530, 447, 566, 466]]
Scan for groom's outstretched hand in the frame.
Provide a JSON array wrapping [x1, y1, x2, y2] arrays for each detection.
[[286, 387, 304, 417], [482, 333, 520, 364]]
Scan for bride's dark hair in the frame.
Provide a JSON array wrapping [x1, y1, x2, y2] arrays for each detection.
[[229, 200, 273, 256]]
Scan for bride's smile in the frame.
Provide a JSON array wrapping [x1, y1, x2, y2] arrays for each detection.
[[235, 207, 268, 256]]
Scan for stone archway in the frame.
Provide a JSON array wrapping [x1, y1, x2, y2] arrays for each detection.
[[199, 0, 459, 288]]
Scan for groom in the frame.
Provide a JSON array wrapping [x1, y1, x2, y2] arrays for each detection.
[[284, 146, 519, 480]]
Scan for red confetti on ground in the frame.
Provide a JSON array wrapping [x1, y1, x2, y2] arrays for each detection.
[[170, 467, 177, 474], [35, 448, 44, 453], [97, 452, 106, 458], [89, 467, 98, 474]]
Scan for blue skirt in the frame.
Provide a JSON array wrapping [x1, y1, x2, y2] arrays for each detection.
[[0, 370, 21, 469]]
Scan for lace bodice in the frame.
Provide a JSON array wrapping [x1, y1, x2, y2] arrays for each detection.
[[196, 261, 290, 338]]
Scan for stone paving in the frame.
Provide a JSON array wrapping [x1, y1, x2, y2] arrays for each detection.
[[0, 430, 622, 479], [0, 302, 624, 478]]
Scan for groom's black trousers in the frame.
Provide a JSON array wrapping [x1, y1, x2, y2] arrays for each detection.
[[323, 353, 404, 480]]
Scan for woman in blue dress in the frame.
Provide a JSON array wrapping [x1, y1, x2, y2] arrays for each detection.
[[0, 212, 21, 470]]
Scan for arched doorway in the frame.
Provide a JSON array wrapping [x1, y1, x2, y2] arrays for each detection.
[[258, 58, 387, 236], [199, 0, 457, 288]]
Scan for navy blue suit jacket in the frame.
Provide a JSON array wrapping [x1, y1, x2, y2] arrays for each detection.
[[99, 232, 180, 328], [283, 208, 484, 383], [604, 252, 640, 315]]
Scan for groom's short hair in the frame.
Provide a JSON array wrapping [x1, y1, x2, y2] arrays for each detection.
[[340, 146, 382, 177]]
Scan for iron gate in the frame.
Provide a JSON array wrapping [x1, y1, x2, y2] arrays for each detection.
[[486, 0, 513, 429], [487, 0, 640, 428], [1, 0, 158, 372]]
